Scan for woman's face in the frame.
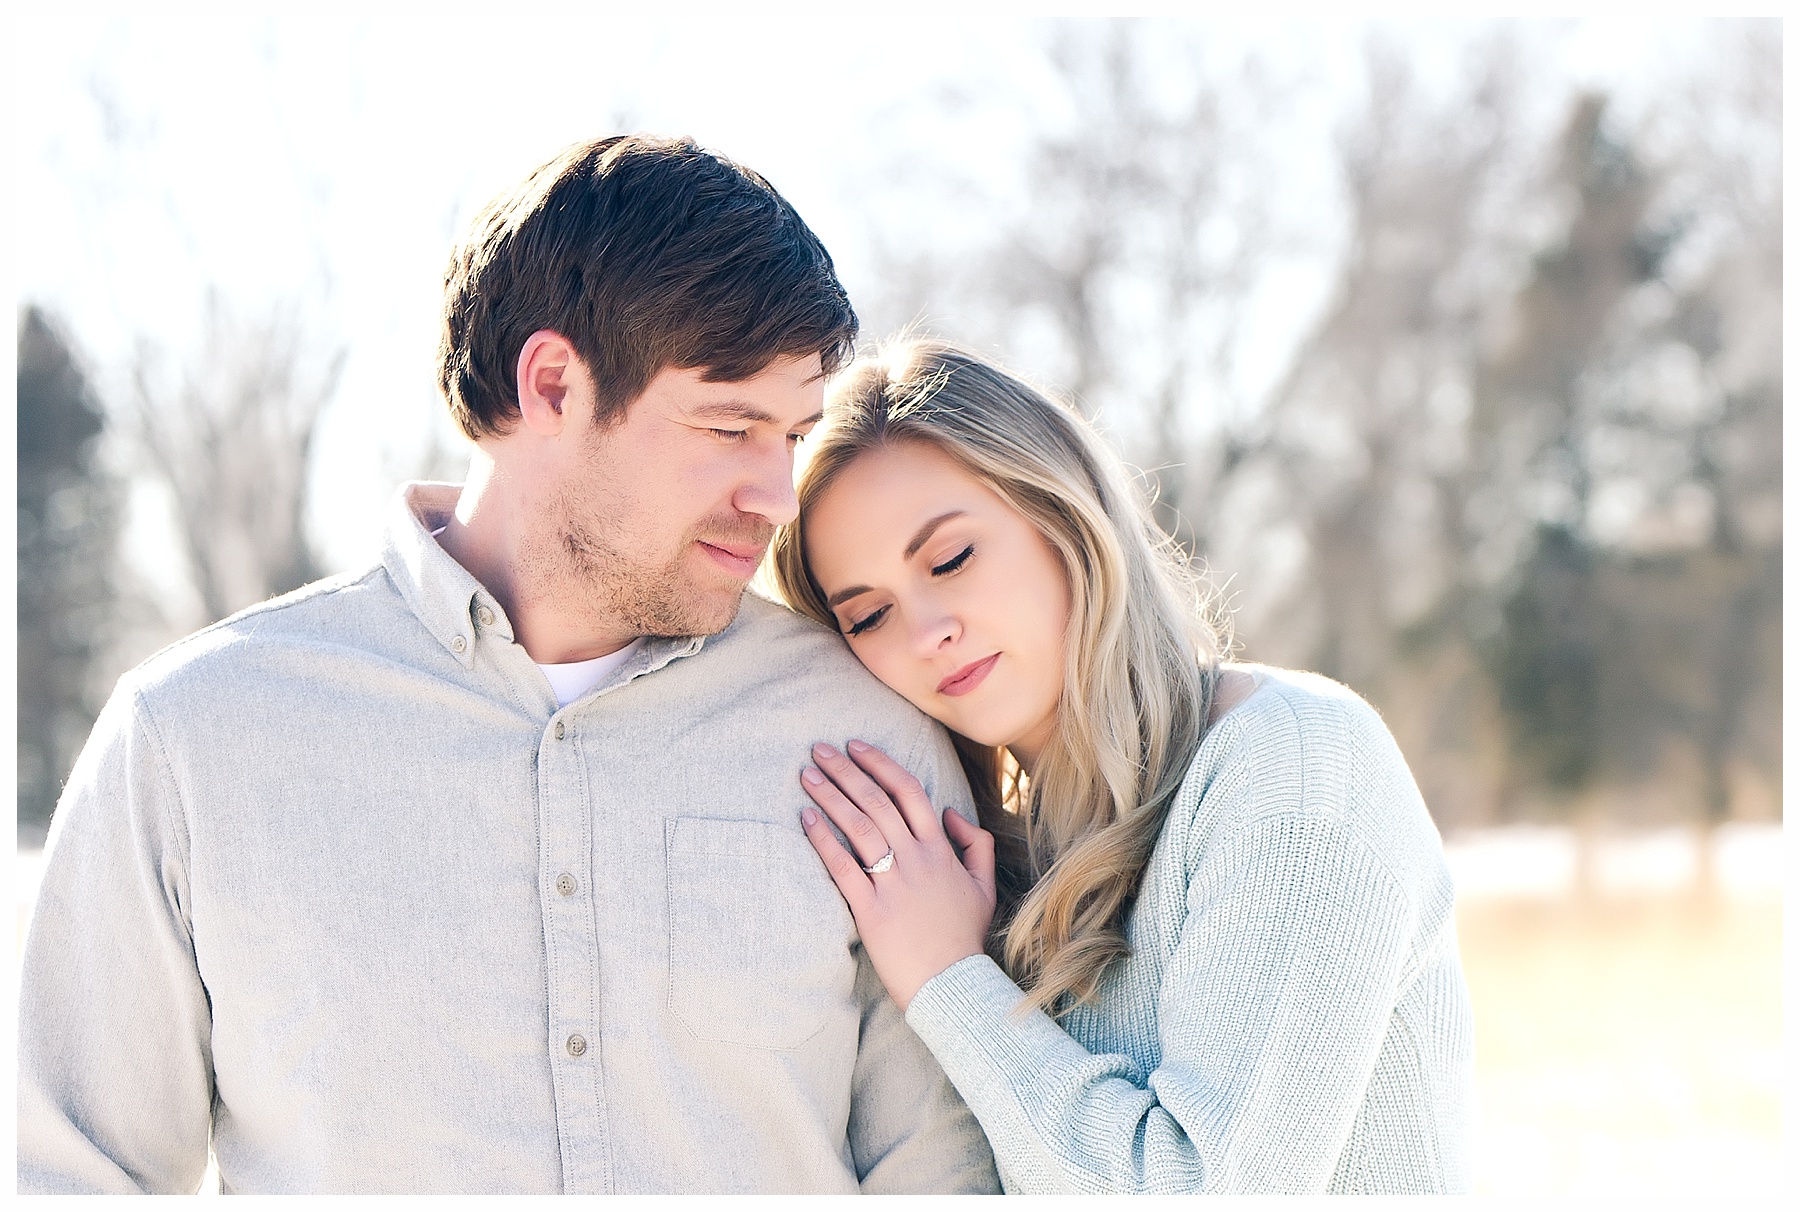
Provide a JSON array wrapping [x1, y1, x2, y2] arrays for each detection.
[[803, 441, 1072, 769]]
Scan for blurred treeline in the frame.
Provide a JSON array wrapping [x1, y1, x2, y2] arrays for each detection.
[[16, 22, 1780, 851]]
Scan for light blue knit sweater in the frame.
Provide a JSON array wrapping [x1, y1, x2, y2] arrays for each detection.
[[904, 666, 1474, 1194]]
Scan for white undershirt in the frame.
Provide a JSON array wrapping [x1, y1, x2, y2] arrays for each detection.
[[430, 524, 642, 708], [537, 642, 643, 708]]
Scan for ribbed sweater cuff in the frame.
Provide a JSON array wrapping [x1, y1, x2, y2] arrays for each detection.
[[908, 954, 1023, 1032], [906, 955, 1087, 1119]]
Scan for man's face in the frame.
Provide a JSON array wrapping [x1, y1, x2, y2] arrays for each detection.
[[538, 352, 826, 639]]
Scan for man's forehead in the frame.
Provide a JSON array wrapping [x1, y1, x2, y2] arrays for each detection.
[[696, 351, 827, 387], [650, 356, 826, 423]]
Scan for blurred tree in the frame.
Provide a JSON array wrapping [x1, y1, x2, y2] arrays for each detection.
[[1475, 93, 1668, 806], [126, 292, 344, 624], [1479, 29, 1780, 859], [864, 18, 1281, 555], [1187, 36, 1531, 830], [17, 306, 123, 847], [1493, 525, 1604, 796], [1647, 27, 1779, 850], [1246, 37, 1522, 696]]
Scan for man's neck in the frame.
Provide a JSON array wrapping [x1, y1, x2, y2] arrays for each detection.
[[434, 452, 637, 665]]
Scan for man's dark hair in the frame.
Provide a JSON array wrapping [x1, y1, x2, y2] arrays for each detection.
[[437, 135, 859, 440]]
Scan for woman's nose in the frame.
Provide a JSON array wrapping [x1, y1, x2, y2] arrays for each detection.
[[912, 609, 960, 657]]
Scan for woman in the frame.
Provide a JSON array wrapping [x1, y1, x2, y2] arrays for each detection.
[[769, 340, 1474, 1194]]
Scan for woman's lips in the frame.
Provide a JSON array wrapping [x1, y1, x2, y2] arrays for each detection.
[[698, 540, 763, 579], [938, 653, 1000, 697]]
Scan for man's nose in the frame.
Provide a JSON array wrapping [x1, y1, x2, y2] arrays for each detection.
[[735, 441, 800, 527]]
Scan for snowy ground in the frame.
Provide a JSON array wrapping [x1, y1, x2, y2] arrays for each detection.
[[1442, 821, 1784, 899]]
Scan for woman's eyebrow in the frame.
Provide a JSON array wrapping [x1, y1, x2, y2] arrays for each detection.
[[826, 583, 873, 608], [905, 510, 967, 559]]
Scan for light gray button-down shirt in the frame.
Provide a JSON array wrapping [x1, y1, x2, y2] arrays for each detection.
[[17, 484, 1001, 1195]]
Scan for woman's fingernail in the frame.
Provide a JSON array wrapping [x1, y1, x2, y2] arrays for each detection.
[[846, 739, 869, 753], [812, 742, 837, 758], [800, 806, 818, 826], [802, 768, 825, 786]]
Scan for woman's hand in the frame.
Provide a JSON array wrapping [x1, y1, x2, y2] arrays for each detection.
[[799, 739, 997, 1013]]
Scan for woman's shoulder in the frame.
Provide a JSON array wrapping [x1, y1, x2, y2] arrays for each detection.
[[1196, 662, 1395, 770], [1166, 663, 1440, 877]]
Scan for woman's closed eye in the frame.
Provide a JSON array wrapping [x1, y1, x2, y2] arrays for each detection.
[[846, 605, 889, 637], [932, 544, 974, 576]]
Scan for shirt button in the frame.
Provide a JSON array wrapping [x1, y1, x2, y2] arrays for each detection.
[[553, 720, 566, 740], [476, 605, 495, 627], [556, 872, 577, 897], [450, 635, 467, 654], [566, 1034, 588, 1057]]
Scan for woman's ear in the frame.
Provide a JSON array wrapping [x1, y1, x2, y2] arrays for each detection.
[[515, 330, 582, 436]]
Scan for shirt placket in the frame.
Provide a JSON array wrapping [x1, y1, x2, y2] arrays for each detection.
[[537, 709, 611, 1193]]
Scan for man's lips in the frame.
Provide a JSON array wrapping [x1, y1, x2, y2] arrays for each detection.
[[938, 653, 1000, 697], [698, 540, 765, 578]]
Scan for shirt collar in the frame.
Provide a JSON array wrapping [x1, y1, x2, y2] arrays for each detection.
[[381, 483, 495, 668], [380, 481, 706, 677]]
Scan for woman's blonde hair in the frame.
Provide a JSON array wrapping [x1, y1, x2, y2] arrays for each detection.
[[771, 339, 1229, 1016]]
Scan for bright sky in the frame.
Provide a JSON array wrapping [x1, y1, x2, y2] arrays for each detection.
[[14, 6, 1728, 588]]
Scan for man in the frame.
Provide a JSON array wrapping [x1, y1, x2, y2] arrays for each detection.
[[18, 135, 1001, 1195]]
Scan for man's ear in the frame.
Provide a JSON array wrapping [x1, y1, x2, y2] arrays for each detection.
[[515, 330, 584, 437]]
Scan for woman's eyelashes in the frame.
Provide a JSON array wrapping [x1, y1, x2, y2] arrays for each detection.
[[846, 605, 889, 637], [932, 544, 974, 576]]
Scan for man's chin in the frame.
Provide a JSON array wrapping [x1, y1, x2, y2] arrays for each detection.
[[642, 581, 748, 640], [692, 583, 750, 637]]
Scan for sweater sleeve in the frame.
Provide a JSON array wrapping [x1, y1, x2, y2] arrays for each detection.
[[903, 808, 1421, 1194]]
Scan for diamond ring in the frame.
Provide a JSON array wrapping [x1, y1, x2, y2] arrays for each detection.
[[862, 848, 895, 875]]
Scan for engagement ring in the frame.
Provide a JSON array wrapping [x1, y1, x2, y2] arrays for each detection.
[[862, 849, 895, 875]]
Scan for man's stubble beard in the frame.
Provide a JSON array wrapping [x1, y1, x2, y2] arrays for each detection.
[[542, 480, 771, 641]]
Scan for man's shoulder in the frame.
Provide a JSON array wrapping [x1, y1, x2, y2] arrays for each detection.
[[723, 587, 871, 651], [709, 591, 884, 676], [692, 592, 943, 739], [124, 565, 394, 700], [700, 593, 972, 808], [699, 592, 904, 699]]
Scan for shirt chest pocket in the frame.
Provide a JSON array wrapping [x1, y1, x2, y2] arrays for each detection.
[[664, 817, 858, 1050]]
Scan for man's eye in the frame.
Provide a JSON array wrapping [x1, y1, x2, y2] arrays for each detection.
[[931, 545, 974, 576], [846, 606, 889, 637], [711, 429, 750, 443]]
